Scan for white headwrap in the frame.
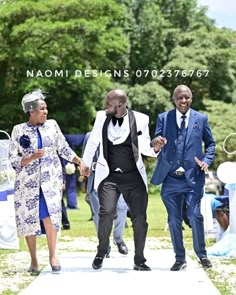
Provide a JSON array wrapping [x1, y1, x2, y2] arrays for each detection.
[[21, 89, 46, 113]]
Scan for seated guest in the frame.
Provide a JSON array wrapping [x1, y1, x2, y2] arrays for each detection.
[[213, 192, 229, 232]]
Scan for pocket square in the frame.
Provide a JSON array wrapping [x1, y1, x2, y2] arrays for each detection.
[[193, 124, 199, 129], [137, 131, 142, 136]]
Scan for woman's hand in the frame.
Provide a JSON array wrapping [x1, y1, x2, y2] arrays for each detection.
[[21, 149, 45, 166], [33, 149, 45, 160], [79, 159, 91, 177], [73, 156, 91, 177]]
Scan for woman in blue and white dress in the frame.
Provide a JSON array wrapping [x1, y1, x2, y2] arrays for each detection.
[[9, 90, 86, 273]]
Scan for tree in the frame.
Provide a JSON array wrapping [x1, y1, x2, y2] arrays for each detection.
[[127, 81, 172, 133], [160, 28, 236, 108], [202, 99, 236, 169], [0, 0, 129, 133], [1, 0, 236, 137], [125, 0, 215, 86]]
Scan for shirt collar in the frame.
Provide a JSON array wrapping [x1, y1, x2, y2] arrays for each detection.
[[176, 109, 190, 121]]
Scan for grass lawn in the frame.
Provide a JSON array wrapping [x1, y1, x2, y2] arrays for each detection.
[[5, 191, 202, 254], [64, 191, 193, 241]]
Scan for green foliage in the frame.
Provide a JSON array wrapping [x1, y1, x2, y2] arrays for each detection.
[[128, 0, 168, 84], [160, 28, 236, 109], [0, 0, 236, 145], [201, 99, 236, 169], [127, 81, 172, 133], [127, 0, 216, 86], [156, 0, 214, 31], [0, 0, 129, 133]]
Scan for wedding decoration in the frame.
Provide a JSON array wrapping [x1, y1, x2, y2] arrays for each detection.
[[65, 163, 76, 175], [0, 170, 15, 187]]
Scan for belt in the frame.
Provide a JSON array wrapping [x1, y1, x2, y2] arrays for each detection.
[[111, 168, 136, 174], [174, 170, 185, 176]]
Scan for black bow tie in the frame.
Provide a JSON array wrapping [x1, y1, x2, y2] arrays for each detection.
[[112, 116, 124, 126]]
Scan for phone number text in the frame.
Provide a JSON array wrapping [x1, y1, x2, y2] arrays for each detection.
[[135, 69, 209, 78]]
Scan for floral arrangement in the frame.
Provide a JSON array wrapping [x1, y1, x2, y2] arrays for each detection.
[[0, 170, 15, 187], [65, 163, 76, 175], [19, 134, 31, 148]]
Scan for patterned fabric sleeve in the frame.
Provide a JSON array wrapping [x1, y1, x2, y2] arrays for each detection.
[[52, 120, 77, 162]]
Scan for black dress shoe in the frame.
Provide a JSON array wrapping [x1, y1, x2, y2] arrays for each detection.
[[27, 267, 39, 275], [170, 261, 187, 271], [114, 241, 128, 255], [133, 263, 151, 271], [51, 265, 61, 272], [92, 255, 104, 270], [62, 223, 70, 230], [199, 257, 212, 269]]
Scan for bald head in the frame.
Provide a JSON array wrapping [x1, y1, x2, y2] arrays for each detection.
[[105, 89, 128, 117], [173, 85, 192, 100], [172, 84, 193, 115], [106, 89, 128, 104]]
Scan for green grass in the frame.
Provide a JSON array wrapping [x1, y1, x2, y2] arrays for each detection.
[[63, 191, 193, 240], [0, 191, 219, 258], [64, 192, 169, 238], [0, 191, 172, 254]]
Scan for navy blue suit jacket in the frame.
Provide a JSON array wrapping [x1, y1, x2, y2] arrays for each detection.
[[151, 108, 215, 187]]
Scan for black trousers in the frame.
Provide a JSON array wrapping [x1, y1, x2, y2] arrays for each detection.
[[97, 169, 148, 264], [61, 198, 70, 226]]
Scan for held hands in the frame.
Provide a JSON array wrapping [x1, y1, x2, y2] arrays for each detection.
[[77, 158, 91, 177], [194, 156, 209, 173], [151, 136, 167, 152], [72, 156, 90, 177]]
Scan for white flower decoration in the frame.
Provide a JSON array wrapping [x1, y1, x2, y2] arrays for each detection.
[[0, 170, 16, 187], [65, 163, 76, 175]]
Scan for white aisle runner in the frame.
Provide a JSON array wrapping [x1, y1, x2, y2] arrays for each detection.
[[19, 250, 220, 295]]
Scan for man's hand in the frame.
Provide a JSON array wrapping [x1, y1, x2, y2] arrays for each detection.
[[151, 136, 167, 152], [194, 156, 209, 173], [78, 159, 91, 177]]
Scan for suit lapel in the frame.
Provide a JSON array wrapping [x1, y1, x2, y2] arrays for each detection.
[[102, 115, 112, 161], [129, 109, 139, 162], [169, 110, 178, 139]]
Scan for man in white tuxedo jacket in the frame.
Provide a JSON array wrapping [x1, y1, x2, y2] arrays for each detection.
[[82, 89, 158, 271]]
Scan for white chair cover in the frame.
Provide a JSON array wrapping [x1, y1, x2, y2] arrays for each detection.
[[0, 130, 19, 249]]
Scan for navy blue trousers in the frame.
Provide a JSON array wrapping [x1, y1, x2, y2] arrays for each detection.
[[161, 175, 207, 261]]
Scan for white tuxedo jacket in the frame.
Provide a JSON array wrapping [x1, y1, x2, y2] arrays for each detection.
[[83, 109, 157, 191]]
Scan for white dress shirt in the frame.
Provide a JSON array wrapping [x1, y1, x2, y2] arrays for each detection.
[[176, 109, 190, 129], [107, 112, 130, 145]]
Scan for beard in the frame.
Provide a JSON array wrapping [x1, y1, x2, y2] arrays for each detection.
[[106, 105, 118, 117]]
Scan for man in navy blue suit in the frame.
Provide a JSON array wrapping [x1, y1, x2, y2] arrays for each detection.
[[64, 134, 85, 209], [151, 85, 215, 271]]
